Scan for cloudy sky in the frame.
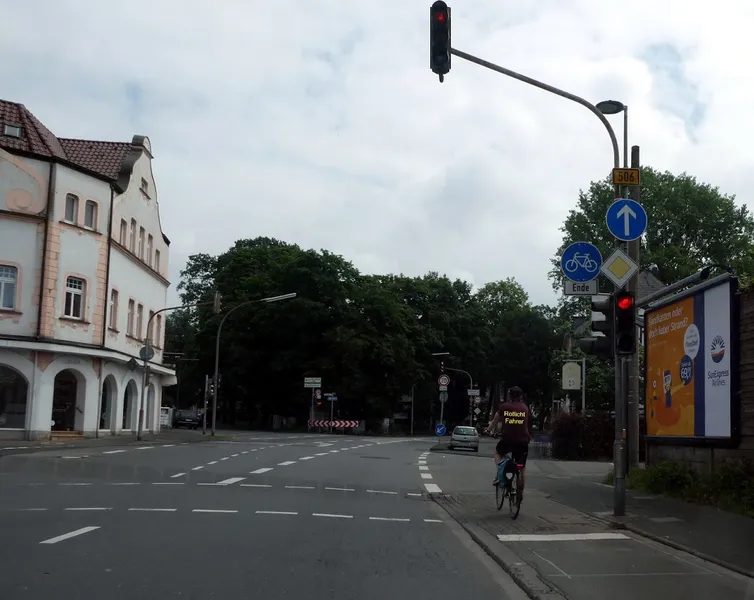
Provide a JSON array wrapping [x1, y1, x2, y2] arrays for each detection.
[[2, 0, 752, 307]]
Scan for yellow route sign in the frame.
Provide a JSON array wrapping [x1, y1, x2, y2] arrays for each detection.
[[612, 168, 640, 186]]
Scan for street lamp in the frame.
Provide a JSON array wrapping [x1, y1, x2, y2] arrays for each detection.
[[211, 292, 297, 436], [596, 100, 628, 168]]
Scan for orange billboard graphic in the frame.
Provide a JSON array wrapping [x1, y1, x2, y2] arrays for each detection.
[[645, 296, 696, 437]]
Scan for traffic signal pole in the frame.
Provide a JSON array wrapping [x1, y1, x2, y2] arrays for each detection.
[[627, 146, 641, 469]]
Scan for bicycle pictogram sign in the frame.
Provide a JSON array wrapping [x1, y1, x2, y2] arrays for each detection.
[[560, 242, 603, 283]]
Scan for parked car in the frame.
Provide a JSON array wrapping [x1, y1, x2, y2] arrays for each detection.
[[449, 425, 479, 451], [173, 409, 202, 430]]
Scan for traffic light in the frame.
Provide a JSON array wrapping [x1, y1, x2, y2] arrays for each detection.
[[615, 291, 636, 355], [430, 1, 451, 81], [440, 360, 445, 372], [577, 294, 614, 359]]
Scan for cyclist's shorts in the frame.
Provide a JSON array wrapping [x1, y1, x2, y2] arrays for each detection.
[[496, 440, 529, 467]]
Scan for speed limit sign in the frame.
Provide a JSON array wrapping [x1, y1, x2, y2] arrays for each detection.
[[438, 374, 450, 386]]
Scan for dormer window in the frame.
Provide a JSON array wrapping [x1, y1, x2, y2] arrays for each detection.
[[3, 124, 21, 138]]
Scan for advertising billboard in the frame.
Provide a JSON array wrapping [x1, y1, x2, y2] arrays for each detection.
[[644, 277, 739, 443]]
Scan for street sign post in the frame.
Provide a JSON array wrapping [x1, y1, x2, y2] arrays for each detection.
[[605, 198, 647, 242], [600, 248, 639, 289], [560, 242, 603, 282], [611, 168, 640, 186], [304, 377, 321, 388], [564, 280, 598, 296], [435, 423, 446, 436], [438, 385, 448, 392], [467, 389, 480, 396], [438, 374, 450, 386], [439, 391, 448, 403]]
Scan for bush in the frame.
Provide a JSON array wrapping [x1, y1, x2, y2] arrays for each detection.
[[551, 412, 613, 460]]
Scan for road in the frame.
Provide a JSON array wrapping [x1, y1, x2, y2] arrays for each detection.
[[0, 432, 527, 600]]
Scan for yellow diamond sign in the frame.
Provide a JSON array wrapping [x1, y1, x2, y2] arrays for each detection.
[[600, 248, 638, 288]]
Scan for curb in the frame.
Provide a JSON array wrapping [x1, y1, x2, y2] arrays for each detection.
[[428, 494, 568, 600], [544, 495, 754, 580]]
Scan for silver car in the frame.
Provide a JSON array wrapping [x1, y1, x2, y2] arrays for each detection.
[[449, 426, 479, 452]]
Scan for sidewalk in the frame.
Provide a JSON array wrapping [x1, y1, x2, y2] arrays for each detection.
[[433, 489, 751, 600], [0, 429, 232, 456]]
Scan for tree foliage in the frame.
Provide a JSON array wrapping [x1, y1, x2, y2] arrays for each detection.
[[164, 237, 565, 431]]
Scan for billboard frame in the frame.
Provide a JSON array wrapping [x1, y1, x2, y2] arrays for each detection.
[[643, 274, 740, 448]]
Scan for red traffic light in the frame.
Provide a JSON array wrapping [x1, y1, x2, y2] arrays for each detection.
[[616, 293, 634, 311], [434, 11, 446, 22]]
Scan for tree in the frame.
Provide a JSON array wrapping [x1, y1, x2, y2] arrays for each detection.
[[549, 167, 754, 291]]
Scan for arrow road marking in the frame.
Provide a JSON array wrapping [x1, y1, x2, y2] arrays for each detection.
[[617, 204, 637, 236]]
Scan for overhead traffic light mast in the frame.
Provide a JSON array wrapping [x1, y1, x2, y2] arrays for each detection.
[[429, 1, 451, 82]]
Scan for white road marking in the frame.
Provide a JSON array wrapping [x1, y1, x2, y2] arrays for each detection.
[[64, 507, 112, 511], [419, 466, 429, 471], [367, 490, 397, 495], [278, 461, 296, 466], [369, 517, 410, 522], [231, 453, 239, 457], [299, 456, 315, 460], [60, 483, 91, 486], [256, 510, 297, 516], [250, 468, 273, 474], [61, 456, 81, 459], [424, 519, 443, 523], [152, 482, 184, 485], [162, 444, 175, 447], [216, 477, 246, 486], [136, 446, 152, 450], [19, 508, 48, 511], [424, 483, 442, 493], [421, 473, 433, 479], [241, 484, 272, 488], [407, 492, 422, 497], [40, 526, 100, 545], [497, 533, 630, 542], [191, 466, 204, 471], [102, 449, 126, 454], [220, 457, 229, 461], [313, 513, 353, 519], [325, 486, 355, 492], [171, 473, 186, 479], [329, 450, 339, 453], [129, 508, 177, 512], [108, 482, 140, 486], [315, 453, 329, 456], [241, 451, 249, 454], [207, 461, 218, 465], [286, 485, 315, 490], [193, 509, 238, 514], [418, 460, 427, 465]]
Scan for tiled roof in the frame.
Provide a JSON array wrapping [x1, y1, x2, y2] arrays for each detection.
[[58, 138, 132, 181], [0, 99, 133, 181]]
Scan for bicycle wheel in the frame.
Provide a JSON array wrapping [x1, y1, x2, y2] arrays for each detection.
[[564, 259, 578, 273], [509, 471, 522, 520], [496, 482, 506, 511]]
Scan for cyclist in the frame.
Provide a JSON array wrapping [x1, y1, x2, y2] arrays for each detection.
[[490, 386, 531, 491]]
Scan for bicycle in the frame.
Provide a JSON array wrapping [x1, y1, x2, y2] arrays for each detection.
[[495, 453, 523, 519], [564, 252, 598, 274]]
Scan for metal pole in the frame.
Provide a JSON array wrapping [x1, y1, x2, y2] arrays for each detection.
[[623, 107, 629, 169], [614, 357, 628, 515], [202, 375, 208, 434], [410, 385, 415, 436], [329, 400, 334, 433], [581, 358, 586, 414], [310, 388, 314, 429], [627, 144, 641, 468], [439, 393, 445, 428]]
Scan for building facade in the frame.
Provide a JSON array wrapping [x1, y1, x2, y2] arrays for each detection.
[[0, 100, 176, 440]]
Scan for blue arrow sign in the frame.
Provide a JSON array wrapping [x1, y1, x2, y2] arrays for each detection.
[[606, 198, 647, 242], [435, 423, 446, 437], [560, 242, 603, 282], [328, 395, 338, 402]]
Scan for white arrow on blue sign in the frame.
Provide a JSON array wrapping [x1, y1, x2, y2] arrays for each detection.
[[435, 423, 446, 436], [560, 241, 603, 283], [605, 198, 647, 242]]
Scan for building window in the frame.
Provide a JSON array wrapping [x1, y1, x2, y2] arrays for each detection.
[[64, 194, 78, 223], [136, 304, 144, 340], [155, 250, 161, 273], [3, 124, 21, 138], [127, 300, 135, 336], [146, 235, 153, 266], [0, 265, 18, 310], [138, 227, 145, 259], [141, 178, 149, 193], [64, 276, 85, 319], [119, 219, 128, 245], [156, 314, 162, 347], [129, 219, 136, 252], [147, 310, 155, 342], [84, 200, 97, 229], [109, 290, 119, 329]]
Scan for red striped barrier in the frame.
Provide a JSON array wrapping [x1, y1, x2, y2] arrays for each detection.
[[307, 420, 359, 428]]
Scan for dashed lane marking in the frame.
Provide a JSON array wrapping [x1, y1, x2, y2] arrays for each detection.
[[241, 484, 271, 488], [369, 516, 410, 522], [129, 508, 177, 512], [102, 450, 126, 454], [191, 466, 204, 471], [299, 456, 315, 460], [64, 507, 112, 511], [424, 483, 442, 494], [286, 485, 315, 490], [278, 461, 296, 466], [193, 509, 238, 514], [325, 486, 355, 492], [171, 473, 186, 479], [421, 473, 433, 479], [497, 533, 630, 542], [40, 526, 100, 545], [256, 510, 298, 516], [367, 490, 397, 495], [313, 513, 353, 519], [250, 468, 273, 474], [207, 461, 218, 465]]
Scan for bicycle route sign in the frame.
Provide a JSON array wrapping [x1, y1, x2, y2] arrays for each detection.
[[605, 198, 647, 242], [560, 241, 603, 282]]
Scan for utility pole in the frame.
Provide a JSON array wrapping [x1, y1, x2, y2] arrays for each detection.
[[627, 145, 641, 468]]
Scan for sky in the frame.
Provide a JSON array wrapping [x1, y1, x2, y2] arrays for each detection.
[[2, 0, 753, 307]]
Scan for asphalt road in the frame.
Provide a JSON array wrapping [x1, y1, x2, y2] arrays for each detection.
[[0, 433, 528, 600]]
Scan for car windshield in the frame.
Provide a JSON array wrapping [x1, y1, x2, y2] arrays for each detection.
[[454, 427, 477, 435], [177, 410, 197, 418]]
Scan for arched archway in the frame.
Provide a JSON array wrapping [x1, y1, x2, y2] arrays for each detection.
[[100, 375, 117, 430], [0, 365, 29, 429], [122, 379, 138, 431], [52, 370, 85, 432]]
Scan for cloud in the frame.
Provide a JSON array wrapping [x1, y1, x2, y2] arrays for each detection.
[[2, 0, 752, 308]]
